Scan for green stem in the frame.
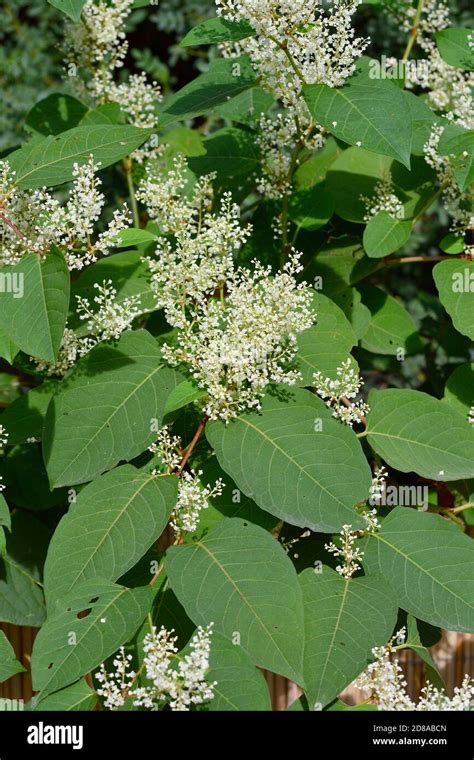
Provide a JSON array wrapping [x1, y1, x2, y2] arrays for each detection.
[[280, 142, 305, 266], [452, 502, 474, 514], [402, 0, 425, 63], [123, 157, 140, 228]]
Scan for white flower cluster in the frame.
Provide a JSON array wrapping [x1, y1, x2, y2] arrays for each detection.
[[256, 113, 324, 200], [397, 0, 473, 130], [469, 406, 474, 426], [355, 627, 474, 711], [368, 465, 388, 506], [141, 159, 314, 421], [217, 0, 368, 124], [0, 425, 8, 495], [76, 279, 142, 340], [95, 647, 137, 710], [0, 157, 130, 269], [361, 174, 404, 222], [34, 330, 96, 378], [96, 624, 216, 712], [149, 425, 183, 472], [313, 359, 369, 427], [424, 125, 473, 243], [65, 0, 162, 160], [324, 511, 379, 580], [172, 470, 224, 535], [34, 280, 140, 377], [137, 155, 215, 235], [149, 426, 224, 534]]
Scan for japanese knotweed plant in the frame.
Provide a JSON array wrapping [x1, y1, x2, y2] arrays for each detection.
[[0, 0, 473, 713]]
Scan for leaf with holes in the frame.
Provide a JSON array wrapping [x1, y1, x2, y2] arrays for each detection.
[[31, 579, 152, 695]]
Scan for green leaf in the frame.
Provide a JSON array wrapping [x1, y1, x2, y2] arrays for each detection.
[[363, 507, 474, 632], [358, 284, 423, 355], [159, 57, 257, 126], [3, 445, 67, 510], [206, 389, 370, 533], [214, 87, 273, 127], [0, 381, 57, 445], [300, 567, 397, 708], [296, 292, 357, 384], [47, 0, 87, 21], [405, 615, 445, 692], [0, 512, 50, 626], [439, 233, 465, 254], [438, 128, 474, 191], [326, 148, 435, 223], [403, 91, 439, 156], [8, 125, 151, 189], [43, 329, 183, 487], [79, 103, 125, 127], [308, 239, 376, 297], [206, 633, 271, 711], [434, 260, 474, 340], [0, 326, 18, 365], [0, 494, 10, 534], [443, 363, 474, 417], [0, 630, 25, 683], [34, 679, 98, 711], [31, 579, 152, 695], [163, 378, 206, 416], [366, 389, 474, 481], [333, 288, 372, 339], [363, 211, 412, 258], [188, 456, 278, 538], [0, 249, 69, 362], [303, 60, 412, 168], [111, 228, 159, 248], [180, 18, 255, 47], [188, 127, 261, 181], [288, 184, 335, 231], [26, 94, 88, 136], [44, 465, 177, 608], [166, 518, 305, 684], [435, 28, 474, 70], [294, 137, 341, 190]]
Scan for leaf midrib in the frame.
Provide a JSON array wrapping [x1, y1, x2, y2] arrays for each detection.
[[372, 532, 474, 614], [239, 415, 364, 520], [52, 360, 166, 483], [196, 540, 303, 684]]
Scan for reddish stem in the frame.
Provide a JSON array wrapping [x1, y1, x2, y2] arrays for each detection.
[[177, 415, 208, 475]]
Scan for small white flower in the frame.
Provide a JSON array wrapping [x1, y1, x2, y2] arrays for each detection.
[[313, 359, 369, 427]]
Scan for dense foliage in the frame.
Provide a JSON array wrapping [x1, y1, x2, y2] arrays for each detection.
[[0, 0, 473, 712]]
